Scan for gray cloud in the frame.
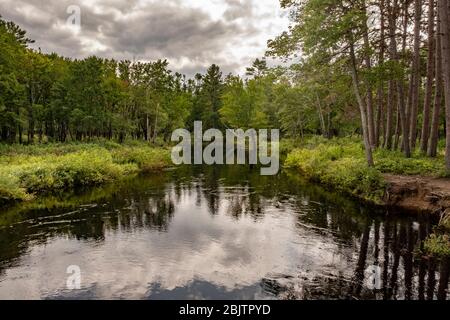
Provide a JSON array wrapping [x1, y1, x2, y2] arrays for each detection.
[[0, 0, 288, 77], [223, 0, 254, 21]]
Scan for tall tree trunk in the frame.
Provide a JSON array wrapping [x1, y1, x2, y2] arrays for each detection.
[[385, 0, 398, 150], [376, 0, 386, 147], [316, 93, 327, 138], [349, 42, 375, 167], [421, 0, 436, 153], [408, 0, 422, 151], [428, 9, 443, 157], [363, 20, 376, 149], [439, 0, 450, 170], [394, 106, 401, 149], [28, 84, 35, 144], [153, 102, 159, 143], [145, 114, 150, 141], [398, 0, 412, 157]]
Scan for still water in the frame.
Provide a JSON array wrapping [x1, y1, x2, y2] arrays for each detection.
[[0, 166, 448, 300]]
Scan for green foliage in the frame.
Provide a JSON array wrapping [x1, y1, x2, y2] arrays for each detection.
[[0, 170, 30, 204], [285, 136, 449, 202], [424, 234, 450, 257], [0, 142, 171, 204], [285, 139, 386, 203], [220, 76, 269, 129], [112, 146, 171, 171], [374, 149, 445, 176]]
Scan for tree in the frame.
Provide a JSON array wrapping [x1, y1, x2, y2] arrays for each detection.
[[246, 58, 268, 78], [268, 0, 375, 166], [428, 7, 443, 157], [438, 0, 450, 169], [220, 76, 269, 130], [407, 0, 422, 151], [200, 64, 223, 129], [421, 0, 436, 153]]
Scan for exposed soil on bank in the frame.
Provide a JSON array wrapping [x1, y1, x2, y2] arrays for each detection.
[[384, 174, 450, 214]]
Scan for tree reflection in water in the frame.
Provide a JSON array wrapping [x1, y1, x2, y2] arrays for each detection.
[[0, 165, 448, 300]]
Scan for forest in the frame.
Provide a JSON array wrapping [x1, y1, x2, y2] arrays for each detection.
[[0, 0, 450, 301], [1, 0, 450, 201], [1, 1, 450, 167]]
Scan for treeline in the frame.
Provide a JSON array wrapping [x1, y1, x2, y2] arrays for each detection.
[[3, 1, 450, 171], [268, 0, 450, 169], [0, 17, 189, 144], [0, 16, 302, 145]]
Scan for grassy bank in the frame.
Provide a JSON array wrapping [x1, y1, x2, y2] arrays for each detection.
[[285, 136, 450, 257], [0, 141, 171, 205], [284, 136, 447, 204]]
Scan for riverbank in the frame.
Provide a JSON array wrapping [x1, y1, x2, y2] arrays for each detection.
[[284, 137, 450, 212], [284, 137, 450, 257], [0, 141, 171, 205]]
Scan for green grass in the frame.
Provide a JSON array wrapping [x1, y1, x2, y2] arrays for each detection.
[[285, 138, 386, 203], [0, 141, 171, 205], [284, 136, 447, 203]]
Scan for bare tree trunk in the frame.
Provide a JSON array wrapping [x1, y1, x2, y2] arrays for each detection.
[[421, 0, 436, 153], [439, 0, 450, 169], [349, 42, 375, 167], [152, 102, 159, 143], [363, 23, 376, 149], [398, 0, 412, 157], [385, 0, 398, 150], [394, 104, 401, 150], [28, 84, 35, 144], [428, 9, 443, 157], [315, 93, 327, 137], [376, 0, 386, 147], [145, 114, 150, 141], [408, 0, 422, 151]]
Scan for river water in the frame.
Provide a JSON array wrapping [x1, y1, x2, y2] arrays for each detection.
[[0, 165, 448, 300]]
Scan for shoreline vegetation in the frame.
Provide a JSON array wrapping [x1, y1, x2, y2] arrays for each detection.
[[2, 0, 450, 260], [0, 141, 171, 205], [0, 137, 449, 257], [283, 136, 448, 205], [1, 136, 447, 209]]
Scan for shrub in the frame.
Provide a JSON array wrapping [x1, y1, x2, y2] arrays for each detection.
[[0, 142, 171, 204], [112, 146, 171, 171], [424, 234, 450, 257], [285, 142, 386, 203], [0, 170, 31, 203]]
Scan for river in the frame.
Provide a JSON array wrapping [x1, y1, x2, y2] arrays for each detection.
[[0, 165, 448, 300]]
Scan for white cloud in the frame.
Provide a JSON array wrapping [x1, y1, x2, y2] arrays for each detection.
[[0, 0, 289, 76]]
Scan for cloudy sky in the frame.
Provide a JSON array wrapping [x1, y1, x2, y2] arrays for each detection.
[[0, 0, 290, 77]]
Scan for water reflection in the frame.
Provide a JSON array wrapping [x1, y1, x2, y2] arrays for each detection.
[[0, 165, 448, 300]]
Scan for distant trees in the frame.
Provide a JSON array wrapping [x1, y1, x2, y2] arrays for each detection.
[[0, 16, 196, 144], [3, 0, 450, 173]]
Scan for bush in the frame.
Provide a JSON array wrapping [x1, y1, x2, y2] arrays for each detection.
[[424, 234, 450, 257], [0, 171, 31, 203], [374, 148, 444, 176], [285, 142, 386, 203], [285, 137, 447, 203], [112, 146, 171, 171], [0, 142, 171, 204]]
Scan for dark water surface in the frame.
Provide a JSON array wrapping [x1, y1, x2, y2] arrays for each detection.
[[0, 166, 448, 300]]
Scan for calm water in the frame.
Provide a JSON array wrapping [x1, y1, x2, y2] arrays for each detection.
[[0, 165, 448, 300]]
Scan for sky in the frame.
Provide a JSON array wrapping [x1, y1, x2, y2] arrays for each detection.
[[0, 0, 290, 77]]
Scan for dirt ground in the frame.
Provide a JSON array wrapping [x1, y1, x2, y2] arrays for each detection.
[[384, 174, 450, 214]]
